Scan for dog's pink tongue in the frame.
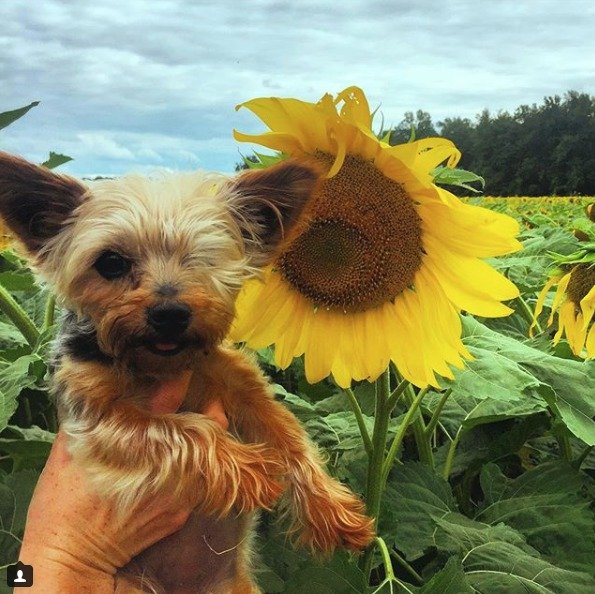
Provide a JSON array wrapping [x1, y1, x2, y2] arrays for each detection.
[[149, 370, 193, 414], [154, 342, 178, 351]]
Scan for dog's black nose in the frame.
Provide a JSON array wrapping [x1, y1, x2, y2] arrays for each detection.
[[147, 303, 191, 334]]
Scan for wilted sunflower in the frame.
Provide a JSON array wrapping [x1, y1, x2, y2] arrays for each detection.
[[231, 86, 522, 388], [533, 258, 595, 359]]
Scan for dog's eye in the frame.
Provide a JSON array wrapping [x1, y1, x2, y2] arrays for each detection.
[[94, 251, 132, 280]]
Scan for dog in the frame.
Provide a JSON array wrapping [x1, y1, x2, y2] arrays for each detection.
[[0, 152, 374, 593]]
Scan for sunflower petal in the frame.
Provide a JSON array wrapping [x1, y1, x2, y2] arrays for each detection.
[[420, 194, 522, 258], [579, 284, 595, 332], [548, 272, 571, 325], [586, 323, 595, 358], [424, 238, 519, 317], [335, 86, 373, 129], [236, 97, 331, 151], [274, 291, 308, 368], [531, 272, 563, 335], [304, 309, 339, 384], [232, 130, 305, 155]]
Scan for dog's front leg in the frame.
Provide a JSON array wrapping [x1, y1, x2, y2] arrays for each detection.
[[208, 350, 374, 554], [55, 360, 284, 517]]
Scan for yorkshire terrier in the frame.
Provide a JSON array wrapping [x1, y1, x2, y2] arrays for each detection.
[[0, 152, 374, 593]]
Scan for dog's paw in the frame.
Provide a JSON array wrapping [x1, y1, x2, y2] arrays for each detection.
[[232, 442, 286, 512], [295, 479, 375, 555], [200, 439, 285, 514]]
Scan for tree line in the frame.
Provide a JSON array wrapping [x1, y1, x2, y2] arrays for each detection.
[[388, 91, 595, 196]]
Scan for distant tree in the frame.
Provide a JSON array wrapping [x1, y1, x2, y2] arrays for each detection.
[[438, 116, 475, 171], [435, 91, 593, 195], [389, 110, 437, 145]]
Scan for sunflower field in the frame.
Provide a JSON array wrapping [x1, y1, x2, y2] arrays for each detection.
[[1, 94, 594, 594]]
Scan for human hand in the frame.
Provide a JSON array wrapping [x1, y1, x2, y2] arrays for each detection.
[[18, 372, 228, 593]]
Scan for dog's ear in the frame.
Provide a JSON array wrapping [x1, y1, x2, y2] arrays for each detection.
[[229, 159, 319, 265], [0, 151, 86, 256]]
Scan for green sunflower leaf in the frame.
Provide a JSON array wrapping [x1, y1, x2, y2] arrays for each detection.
[[452, 317, 595, 445], [0, 468, 40, 570], [0, 102, 39, 131], [0, 425, 55, 471], [476, 462, 595, 574], [434, 515, 595, 594], [41, 151, 73, 170], [0, 354, 42, 432], [417, 557, 473, 594], [380, 462, 458, 560], [282, 552, 367, 594], [432, 166, 485, 193], [244, 151, 284, 169]]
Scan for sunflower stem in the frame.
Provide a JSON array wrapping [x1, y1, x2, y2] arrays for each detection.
[[0, 282, 39, 349], [43, 292, 57, 331], [424, 388, 452, 437], [389, 549, 423, 585], [556, 431, 573, 463], [403, 385, 434, 468], [574, 445, 593, 470], [382, 385, 429, 484], [517, 294, 542, 335], [386, 378, 409, 409], [375, 536, 396, 582], [343, 387, 373, 457], [360, 368, 392, 579], [443, 426, 463, 480]]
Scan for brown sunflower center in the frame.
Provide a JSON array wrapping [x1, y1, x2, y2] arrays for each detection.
[[278, 152, 423, 312], [566, 264, 595, 308]]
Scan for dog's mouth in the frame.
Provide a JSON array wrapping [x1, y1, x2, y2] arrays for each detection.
[[140, 335, 207, 357], [144, 340, 187, 356]]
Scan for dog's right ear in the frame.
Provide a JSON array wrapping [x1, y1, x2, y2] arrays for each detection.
[[0, 152, 86, 256]]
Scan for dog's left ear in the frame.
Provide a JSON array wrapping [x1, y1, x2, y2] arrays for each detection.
[[0, 151, 87, 258], [228, 159, 319, 265]]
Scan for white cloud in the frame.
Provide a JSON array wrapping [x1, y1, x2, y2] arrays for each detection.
[[0, 0, 593, 176]]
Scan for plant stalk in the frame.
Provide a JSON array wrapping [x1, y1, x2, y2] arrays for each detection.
[[424, 388, 452, 437], [0, 282, 39, 348], [574, 445, 593, 470], [403, 384, 434, 468], [382, 385, 429, 483], [43, 293, 57, 330], [387, 377, 409, 409], [360, 368, 392, 578], [344, 387, 373, 457], [443, 426, 463, 480], [389, 549, 423, 585]]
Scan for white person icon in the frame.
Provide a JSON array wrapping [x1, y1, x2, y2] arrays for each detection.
[[7, 561, 33, 587]]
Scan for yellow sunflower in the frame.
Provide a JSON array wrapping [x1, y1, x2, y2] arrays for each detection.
[[230, 86, 522, 388], [533, 264, 595, 358], [0, 221, 10, 250]]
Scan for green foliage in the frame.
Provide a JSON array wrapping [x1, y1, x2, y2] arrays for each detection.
[[431, 166, 485, 194], [0, 102, 39, 131], [41, 151, 73, 169], [439, 91, 595, 196]]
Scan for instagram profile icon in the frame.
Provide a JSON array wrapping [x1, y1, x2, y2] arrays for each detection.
[[6, 561, 33, 588]]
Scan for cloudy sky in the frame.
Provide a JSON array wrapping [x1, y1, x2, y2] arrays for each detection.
[[1, 0, 593, 177]]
